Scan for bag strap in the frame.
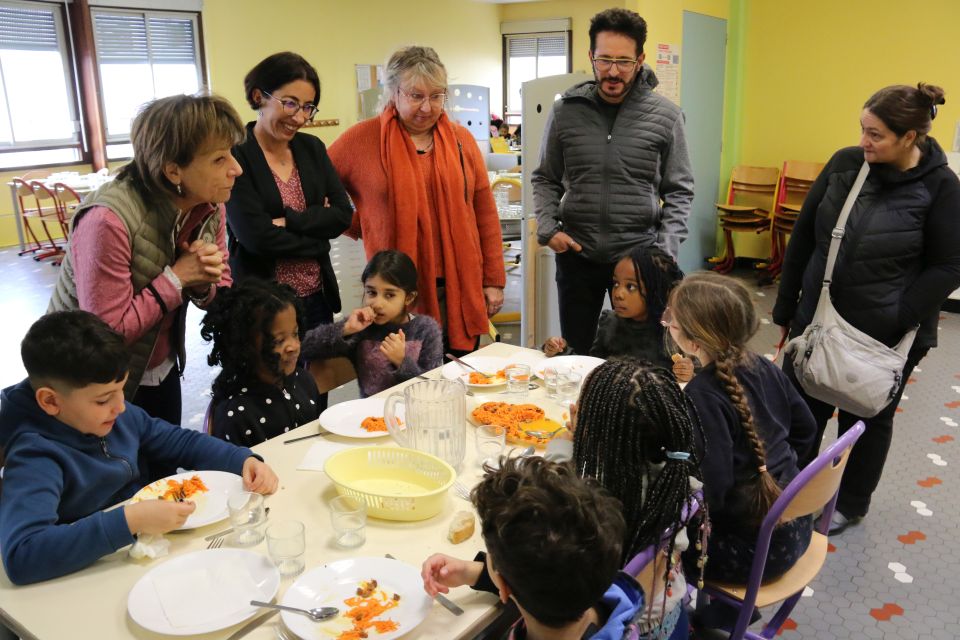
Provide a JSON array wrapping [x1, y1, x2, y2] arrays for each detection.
[[823, 161, 870, 285]]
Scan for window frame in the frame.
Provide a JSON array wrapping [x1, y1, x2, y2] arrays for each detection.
[[0, 0, 84, 169], [501, 30, 572, 124], [0, 0, 207, 171]]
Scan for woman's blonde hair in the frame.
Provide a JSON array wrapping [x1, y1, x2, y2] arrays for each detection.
[[380, 46, 448, 111], [669, 272, 781, 526], [118, 93, 245, 202]]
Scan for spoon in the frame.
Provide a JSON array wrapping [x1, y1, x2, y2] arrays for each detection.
[[525, 427, 568, 440], [249, 600, 339, 622]]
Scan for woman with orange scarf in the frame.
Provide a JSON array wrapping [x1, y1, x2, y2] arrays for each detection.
[[328, 46, 506, 355]]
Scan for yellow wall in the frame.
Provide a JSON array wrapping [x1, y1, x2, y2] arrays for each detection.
[[201, 0, 502, 145], [738, 0, 960, 168]]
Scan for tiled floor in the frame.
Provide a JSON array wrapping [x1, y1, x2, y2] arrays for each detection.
[[1, 247, 956, 639]]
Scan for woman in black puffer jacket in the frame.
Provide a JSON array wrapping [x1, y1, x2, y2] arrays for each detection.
[[773, 83, 960, 535]]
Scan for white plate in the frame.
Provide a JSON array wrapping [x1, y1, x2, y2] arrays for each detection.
[[533, 355, 606, 380], [127, 548, 280, 636], [441, 356, 508, 388], [129, 470, 242, 530], [319, 398, 405, 439], [281, 557, 432, 640]]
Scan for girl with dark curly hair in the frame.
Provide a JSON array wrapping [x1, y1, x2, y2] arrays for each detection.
[[201, 278, 320, 446], [542, 244, 694, 382]]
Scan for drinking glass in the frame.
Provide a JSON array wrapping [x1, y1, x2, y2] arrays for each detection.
[[227, 492, 265, 547], [543, 365, 567, 400], [557, 372, 583, 406], [330, 496, 366, 548], [266, 520, 306, 578], [505, 364, 531, 398], [475, 424, 506, 469]]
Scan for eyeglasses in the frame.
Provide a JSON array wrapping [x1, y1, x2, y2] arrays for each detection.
[[397, 87, 447, 108], [591, 56, 639, 72], [261, 90, 318, 120], [659, 306, 675, 328]]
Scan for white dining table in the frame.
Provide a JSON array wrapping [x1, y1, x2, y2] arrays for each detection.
[[0, 342, 561, 640]]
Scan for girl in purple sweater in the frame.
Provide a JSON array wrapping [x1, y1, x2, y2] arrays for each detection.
[[302, 250, 442, 397]]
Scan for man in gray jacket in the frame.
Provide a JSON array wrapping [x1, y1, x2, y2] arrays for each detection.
[[533, 8, 694, 355]]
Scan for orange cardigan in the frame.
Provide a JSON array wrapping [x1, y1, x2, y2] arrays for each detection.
[[329, 117, 506, 338]]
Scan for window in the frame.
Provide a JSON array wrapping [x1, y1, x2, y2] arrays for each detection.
[[92, 9, 202, 159], [503, 32, 570, 123], [0, 2, 81, 168]]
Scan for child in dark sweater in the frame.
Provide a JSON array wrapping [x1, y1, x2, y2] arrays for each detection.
[[302, 250, 442, 397], [201, 279, 321, 447], [666, 273, 816, 590], [543, 245, 694, 382], [0, 311, 278, 585]]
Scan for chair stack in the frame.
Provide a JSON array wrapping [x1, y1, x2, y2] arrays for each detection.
[[762, 161, 825, 281], [708, 166, 780, 274], [14, 178, 66, 264]]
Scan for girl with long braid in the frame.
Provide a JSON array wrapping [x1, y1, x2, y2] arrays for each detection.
[[547, 357, 706, 640], [665, 272, 816, 593]]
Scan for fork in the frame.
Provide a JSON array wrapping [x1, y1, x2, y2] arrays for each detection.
[[452, 481, 471, 500], [207, 535, 225, 549]]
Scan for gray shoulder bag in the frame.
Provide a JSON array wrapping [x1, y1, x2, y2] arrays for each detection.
[[784, 161, 917, 417]]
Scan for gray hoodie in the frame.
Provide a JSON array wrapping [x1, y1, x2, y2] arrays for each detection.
[[532, 65, 694, 261]]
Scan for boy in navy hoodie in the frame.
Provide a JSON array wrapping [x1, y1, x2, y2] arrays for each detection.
[[422, 458, 644, 640], [0, 310, 278, 585]]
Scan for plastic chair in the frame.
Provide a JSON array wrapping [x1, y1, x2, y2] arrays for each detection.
[[695, 421, 866, 640], [707, 166, 780, 274], [762, 161, 824, 281], [622, 492, 703, 640]]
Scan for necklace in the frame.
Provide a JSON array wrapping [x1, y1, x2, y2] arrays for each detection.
[[415, 138, 435, 155]]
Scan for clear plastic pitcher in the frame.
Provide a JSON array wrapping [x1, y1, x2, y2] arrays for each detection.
[[384, 379, 465, 470]]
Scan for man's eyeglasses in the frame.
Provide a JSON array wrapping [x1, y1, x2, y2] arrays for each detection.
[[591, 56, 639, 72], [660, 306, 675, 328], [397, 87, 447, 108], [261, 90, 318, 120]]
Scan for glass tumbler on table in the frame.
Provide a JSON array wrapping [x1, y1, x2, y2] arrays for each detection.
[[266, 520, 306, 578], [330, 496, 367, 548], [505, 364, 531, 398], [475, 424, 506, 469], [227, 492, 265, 547], [556, 371, 583, 406], [543, 365, 567, 400]]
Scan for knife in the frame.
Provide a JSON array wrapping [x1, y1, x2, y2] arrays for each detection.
[[225, 609, 278, 640], [284, 429, 331, 444], [385, 553, 464, 616]]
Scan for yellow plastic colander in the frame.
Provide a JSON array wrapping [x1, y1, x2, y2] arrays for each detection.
[[323, 446, 456, 521]]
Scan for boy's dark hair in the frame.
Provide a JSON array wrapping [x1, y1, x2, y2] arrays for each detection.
[[22, 310, 130, 390], [472, 457, 625, 628], [244, 51, 321, 110], [361, 250, 419, 294], [589, 8, 648, 55], [201, 279, 305, 402]]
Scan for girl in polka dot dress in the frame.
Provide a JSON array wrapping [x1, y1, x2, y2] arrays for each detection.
[[201, 279, 321, 446]]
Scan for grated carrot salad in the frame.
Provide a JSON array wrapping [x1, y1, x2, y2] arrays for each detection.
[[160, 475, 207, 502], [336, 579, 401, 639], [360, 416, 402, 433], [471, 402, 547, 445], [468, 369, 506, 385]]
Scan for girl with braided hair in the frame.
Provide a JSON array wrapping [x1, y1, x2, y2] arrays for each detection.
[[665, 272, 816, 589], [543, 245, 694, 382], [201, 278, 320, 446], [546, 357, 704, 640]]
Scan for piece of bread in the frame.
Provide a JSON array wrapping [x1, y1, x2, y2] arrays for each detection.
[[447, 511, 475, 544], [671, 353, 683, 363]]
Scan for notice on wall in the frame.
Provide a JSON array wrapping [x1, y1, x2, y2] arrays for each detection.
[[655, 43, 681, 105]]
